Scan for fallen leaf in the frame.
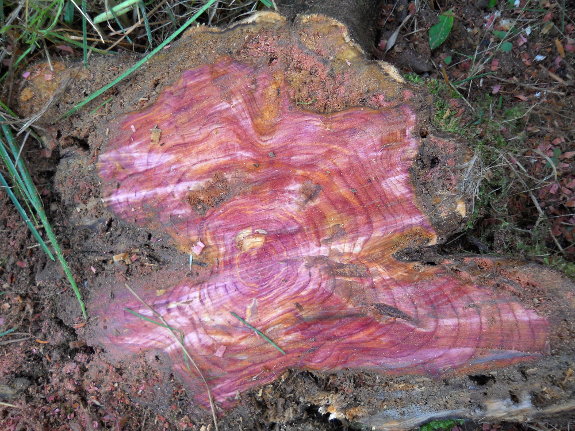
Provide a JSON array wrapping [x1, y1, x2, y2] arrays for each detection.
[[429, 10, 454, 50], [490, 58, 500, 71], [555, 38, 565, 57], [500, 41, 513, 52], [191, 240, 205, 255], [541, 21, 554, 34], [521, 52, 532, 66], [385, 14, 412, 52], [113, 252, 132, 265]]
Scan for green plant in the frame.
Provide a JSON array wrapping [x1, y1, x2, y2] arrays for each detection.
[[0, 119, 87, 317], [420, 419, 464, 431], [61, 0, 221, 118], [405, 71, 570, 269], [0, 132, 80, 322], [0, 1, 272, 92], [428, 10, 454, 50], [0, 0, 105, 81]]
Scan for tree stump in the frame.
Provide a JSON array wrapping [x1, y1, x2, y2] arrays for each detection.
[[17, 11, 575, 431]]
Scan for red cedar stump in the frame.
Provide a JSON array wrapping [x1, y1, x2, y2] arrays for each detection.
[[17, 11, 575, 430]]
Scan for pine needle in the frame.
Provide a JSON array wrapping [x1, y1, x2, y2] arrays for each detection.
[[230, 311, 286, 355]]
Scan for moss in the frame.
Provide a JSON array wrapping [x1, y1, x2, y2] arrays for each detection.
[[419, 419, 464, 431]]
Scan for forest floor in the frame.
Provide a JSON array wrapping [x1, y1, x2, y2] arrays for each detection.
[[0, 1, 573, 430]]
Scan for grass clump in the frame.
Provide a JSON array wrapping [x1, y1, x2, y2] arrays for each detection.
[[0, 117, 87, 318]]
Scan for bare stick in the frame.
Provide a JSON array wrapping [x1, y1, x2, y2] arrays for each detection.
[[69, 0, 106, 42]]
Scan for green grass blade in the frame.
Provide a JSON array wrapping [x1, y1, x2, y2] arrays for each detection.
[[62, 0, 219, 118], [0, 100, 17, 117], [139, 0, 153, 48], [258, 0, 273, 7], [452, 72, 494, 86], [1, 125, 38, 204], [89, 96, 113, 115], [0, 328, 16, 337], [125, 308, 177, 331], [41, 215, 86, 318], [230, 311, 286, 354], [1, 121, 86, 318], [107, 3, 134, 45], [12, 44, 36, 70], [64, 1, 75, 24], [0, 126, 41, 222], [2, 123, 49, 216], [93, 0, 139, 24], [0, 140, 35, 205], [0, 172, 54, 259], [180, 332, 192, 372], [38, 0, 65, 33], [81, 0, 87, 66]]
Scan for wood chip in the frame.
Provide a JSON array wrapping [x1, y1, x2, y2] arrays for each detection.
[[555, 38, 565, 58], [150, 125, 162, 146]]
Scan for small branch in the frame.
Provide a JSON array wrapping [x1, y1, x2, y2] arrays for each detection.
[[491, 76, 566, 96]]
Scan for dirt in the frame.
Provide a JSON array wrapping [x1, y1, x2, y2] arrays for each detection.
[[0, 2, 574, 431]]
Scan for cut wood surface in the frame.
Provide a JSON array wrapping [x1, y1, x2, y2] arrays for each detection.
[[16, 11, 575, 431]]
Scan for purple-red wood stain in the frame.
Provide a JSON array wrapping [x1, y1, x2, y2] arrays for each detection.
[[97, 59, 548, 407]]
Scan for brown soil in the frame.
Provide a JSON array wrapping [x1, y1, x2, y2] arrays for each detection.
[[1, 3, 574, 431]]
